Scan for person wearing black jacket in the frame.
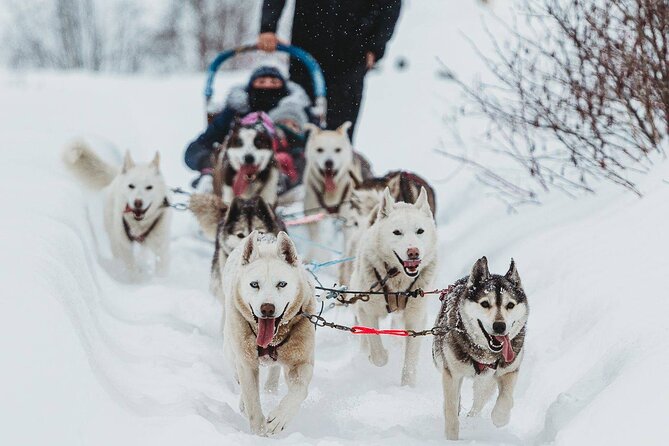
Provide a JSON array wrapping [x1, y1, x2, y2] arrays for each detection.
[[258, 0, 401, 141]]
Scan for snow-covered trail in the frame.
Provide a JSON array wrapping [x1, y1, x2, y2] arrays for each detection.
[[2, 1, 669, 445]]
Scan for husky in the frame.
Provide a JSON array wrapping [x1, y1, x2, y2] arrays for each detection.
[[350, 187, 438, 386], [208, 196, 285, 301], [63, 141, 172, 277], [220, 231, 316, 435], [212, 118, 280, 207], [432, 257, 528, 440], [302, 122, 372, 260], [338, 170, 437, 286]]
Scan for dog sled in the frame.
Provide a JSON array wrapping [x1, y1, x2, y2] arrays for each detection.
[[204, 44, 327, 199]]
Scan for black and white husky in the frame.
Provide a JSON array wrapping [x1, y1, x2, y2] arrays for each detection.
[[212, 119, 279, 207], [432, 257, 529, 440]]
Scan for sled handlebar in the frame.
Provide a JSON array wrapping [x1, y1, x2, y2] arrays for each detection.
[[204, 44, 327, 127]]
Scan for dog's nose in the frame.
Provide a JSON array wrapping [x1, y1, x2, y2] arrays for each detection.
[[493, 321, 506, 334], [260, 303, 276, 318], [134, 199, 143, 209], [324, 159, 334, 169], [407, 247, 420, 260], [243, 154, 255, 165]]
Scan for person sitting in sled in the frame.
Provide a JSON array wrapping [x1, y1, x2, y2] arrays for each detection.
[[185, 65, 311, 190]]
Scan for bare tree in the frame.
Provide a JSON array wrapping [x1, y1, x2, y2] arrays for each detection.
[[442, 0, 668, 202]]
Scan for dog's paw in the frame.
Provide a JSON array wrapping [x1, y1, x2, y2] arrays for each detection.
[[445, 424, 459, 440], [491, 398, 512, 427], [369, 348, 388, 367], [266, 405, 297, 436], [466, 407, 481, 417], [249, 416, 267, 436], [401, 368, 417, 387]]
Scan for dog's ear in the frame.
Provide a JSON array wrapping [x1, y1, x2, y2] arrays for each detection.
[[224, 198, 243, 227], [276, 231, 299, 267], [254, 197, 279, 232], [149, 151, 161, 173], [122, 151, 135, 174], [467, 256, 490, 290], [505, 258, 522, 288], [415, 186, 432, 217], [302, 122, 321, 134], [376, 187, 395, 220], [336, 121, 352, 135], [241, 230, 259, 265]]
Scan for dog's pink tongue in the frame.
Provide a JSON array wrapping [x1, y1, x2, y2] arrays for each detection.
[[324, 171, 336, 193], [233, 165, 257, 196], [257, 318, 276, 348], [495, 335, 515, 363]]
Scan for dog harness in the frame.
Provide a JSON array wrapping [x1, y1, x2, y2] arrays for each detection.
[[246, 321, 292, 362], [309, 170, 360, 214], [473, 359, 499, 374], [373, 265, 421, 313], [122, 198, 169, 243]]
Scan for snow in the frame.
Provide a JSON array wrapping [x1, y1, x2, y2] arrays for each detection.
[[1, 1, 669, 445]]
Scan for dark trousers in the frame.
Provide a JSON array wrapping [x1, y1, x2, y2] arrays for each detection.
[[290, 61, 366, 142]]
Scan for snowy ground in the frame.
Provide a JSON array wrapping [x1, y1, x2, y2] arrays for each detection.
[[2, 1, 669, 445]]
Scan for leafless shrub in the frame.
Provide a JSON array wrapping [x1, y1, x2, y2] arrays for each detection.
[[443, 0, 668, 202]]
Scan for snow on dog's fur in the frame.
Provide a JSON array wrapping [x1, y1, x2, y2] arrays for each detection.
[[432, 257, 528, 440], [208, 197, 285, 301], [302, 122, 372, 261], [63, 141, 171, 278], [212, 120, 279, 207], [220, 231, 316, 435], [350, 186, 437, 386]]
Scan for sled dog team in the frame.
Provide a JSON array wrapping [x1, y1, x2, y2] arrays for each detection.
[[63, 119, 529, 440]]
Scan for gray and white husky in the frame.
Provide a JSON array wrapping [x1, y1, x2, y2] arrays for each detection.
[[63, 141, 171, 278], [210, 196, 285, 301], [220, 231, 316, 435], [432, 257, 528, 440], [350, 186, 438, 386]]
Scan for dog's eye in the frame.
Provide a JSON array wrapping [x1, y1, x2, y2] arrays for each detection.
[[128, 184, 135, 189], [146, 185, 153, 190], [237, 233, 245, 239], [506, 302, 515, 310], [316, 147, 324, 153], [393, 230, 402, 236], [335, 147, 342, 153], [250, 281, 259, 289], [277, 281, 287, 288], [416, 228, 424, 235], [480, 301, 491, 309]]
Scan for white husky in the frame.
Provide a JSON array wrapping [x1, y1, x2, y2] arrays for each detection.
[[302, 122, 372, 260], [350, 187, 438, 386], [63, 141, 171, 277], [220, 231, 316, 435]]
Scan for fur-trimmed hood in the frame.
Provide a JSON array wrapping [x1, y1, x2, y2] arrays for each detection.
[[226, 81, 310, 123]]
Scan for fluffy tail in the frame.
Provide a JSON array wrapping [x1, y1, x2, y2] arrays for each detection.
[[62, 140, 118, 190], [189, 193, 228, 240]]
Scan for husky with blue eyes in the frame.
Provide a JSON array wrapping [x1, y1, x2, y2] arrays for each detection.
[[220, 230, 316, 436], [432, 257, 529, 440], [350, 186, 438, 387]]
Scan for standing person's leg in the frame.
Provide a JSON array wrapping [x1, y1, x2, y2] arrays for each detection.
[[325, 65, 366, 142]]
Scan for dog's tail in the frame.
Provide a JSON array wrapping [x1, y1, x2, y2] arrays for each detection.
[[62, 140, 118, 190], [189, 193, 228, 240]]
